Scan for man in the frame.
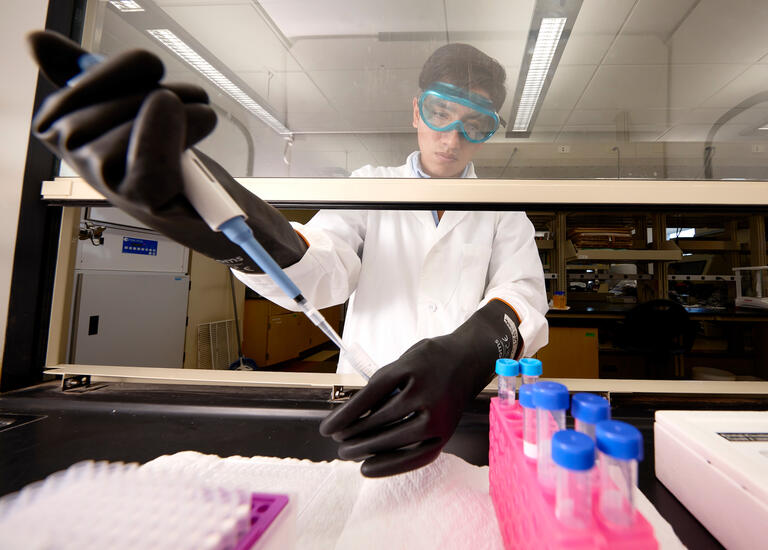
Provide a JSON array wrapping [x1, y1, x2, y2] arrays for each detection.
[[29, 33, 547, 478], [239, 43, 547, 365]]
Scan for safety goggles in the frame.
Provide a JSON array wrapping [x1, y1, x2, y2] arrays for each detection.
[[418, 82, 504, 143]]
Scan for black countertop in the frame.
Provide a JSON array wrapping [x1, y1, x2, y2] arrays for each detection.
[[0, 382, 724, 549]]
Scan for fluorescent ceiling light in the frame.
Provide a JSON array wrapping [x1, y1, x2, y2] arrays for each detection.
[[147, 29, 291, 136], [109, 1, 144, 12], [758, 126, 768, 130], [512, 17, 567, 132]]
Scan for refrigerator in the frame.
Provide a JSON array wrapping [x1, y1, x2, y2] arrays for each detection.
[[69, 208, 190, 368]]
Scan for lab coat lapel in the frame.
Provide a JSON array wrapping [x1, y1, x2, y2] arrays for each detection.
[[405, 158, 475, 240], [434, 211, 469, 243], [408, 211, 470, 254], [410, 211, 440, 233], [431, 161, 473, 243]]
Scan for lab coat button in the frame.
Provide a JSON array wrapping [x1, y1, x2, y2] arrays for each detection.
[[427, 303, 437, 312]]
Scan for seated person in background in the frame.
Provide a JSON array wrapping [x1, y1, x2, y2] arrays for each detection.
[[29, 32, 547, 477]]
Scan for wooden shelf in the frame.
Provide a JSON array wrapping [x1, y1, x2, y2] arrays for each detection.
[[536, 239, 554, 249], [668, 275, 736, 282], [565, 240, 682, 262], [569, 273, 654, 281], [674, 240, 741, 251]]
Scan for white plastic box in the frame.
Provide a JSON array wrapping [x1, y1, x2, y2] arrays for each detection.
[[654, 410, 768, 550]]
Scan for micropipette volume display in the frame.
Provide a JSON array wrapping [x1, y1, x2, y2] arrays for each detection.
[[70, 53, 378, 381]]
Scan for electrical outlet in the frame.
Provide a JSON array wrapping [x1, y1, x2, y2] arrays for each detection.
[[558, 145, 570, 153]]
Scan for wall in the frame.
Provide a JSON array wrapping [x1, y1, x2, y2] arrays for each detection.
[[0, 0, 49, 369], [0, 1, 248, 372], [184, 251, 245, 369]]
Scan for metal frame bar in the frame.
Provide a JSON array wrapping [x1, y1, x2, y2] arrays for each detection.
[[42, 364, 768, 395], [1, 0, 86, 392], [41, 176, 768, 209]]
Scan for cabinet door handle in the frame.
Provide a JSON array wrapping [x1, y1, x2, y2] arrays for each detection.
[[88, 315, 99, 336]]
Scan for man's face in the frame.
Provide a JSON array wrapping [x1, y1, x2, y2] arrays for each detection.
[[412, 87, 489, 178]]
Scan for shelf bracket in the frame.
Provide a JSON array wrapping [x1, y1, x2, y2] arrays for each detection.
[[59, 375, 106, 393], [61, 374, 91, 392], [329, 385, 357, 402]]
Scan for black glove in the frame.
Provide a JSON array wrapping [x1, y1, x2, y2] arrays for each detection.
[[319, 299, 523, 477], [29, 30, 306, 272]]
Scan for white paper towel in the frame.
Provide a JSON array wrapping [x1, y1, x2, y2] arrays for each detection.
[[142, 452, 684, 550]]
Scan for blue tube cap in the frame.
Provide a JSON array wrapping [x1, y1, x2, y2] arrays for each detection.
[[520, 358, 542, 377], [518, 384, 535, 409], [571, 393, 610, 424], [552, 430, 595, 471], [595, 420, 643, 461], [532, 381, 569, 411], [495, 358, 519, 377]]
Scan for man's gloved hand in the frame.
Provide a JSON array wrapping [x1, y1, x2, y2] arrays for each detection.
[[29, 30, 306, 272], [319, 299, 522, 477]]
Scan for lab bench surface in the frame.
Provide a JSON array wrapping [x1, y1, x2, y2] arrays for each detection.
[[547, 302, 768, 321], [0, 382, 723, 549], [545, 303, 768, 380]]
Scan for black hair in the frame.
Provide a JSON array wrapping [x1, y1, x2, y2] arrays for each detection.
[[419, 43, 507, 111]]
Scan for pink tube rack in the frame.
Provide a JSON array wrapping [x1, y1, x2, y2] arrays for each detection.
[[489, 397, 658, 550]]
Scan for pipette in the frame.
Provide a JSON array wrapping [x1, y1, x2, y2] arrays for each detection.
[[212, 199, 378, 380], [70, 53, 378, 380]]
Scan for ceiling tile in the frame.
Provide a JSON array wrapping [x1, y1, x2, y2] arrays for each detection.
[[349, 111, 415, 132], [669, 0, 768, 64], [559, 34, 615, 66], [156, 0, 250, 5], [355, 133, 416, 152], [700, 65, 768, 108], [466, 40, 527, 69], [565, 108, 671, 126], [368, 150, 411, 167], [566, 109, 620, 125], [445, 0, 533, 32], [291, 134, 365, 152], [725, 108, 768, 128], [287, 111, 354, 133], [289, 150, 350, 171], [284, 72, 337, 114], [669, 64, 749, 109], [259, 0, 445, 37], [661, 123, 754, 142], [309, 68, 420, 113], [627, 109, 677, 125], [163, 4, 290, 72], [576, 65, 667, 110], [535, 109, 572, 126], [605, 35, 668, 65], [524, 128, 560, 143], [570, 0, 635, 33], [101, 0, 768, 172], [557, 128, 667, 142], [666, 108, 729, 125], [238, 70, 288, 116], [539, 65, 596, 111], [289, 37, 437, 72], [619, 0, 698, 38]]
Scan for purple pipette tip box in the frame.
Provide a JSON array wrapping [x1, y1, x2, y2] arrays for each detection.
[[234, 493, 291, 550]]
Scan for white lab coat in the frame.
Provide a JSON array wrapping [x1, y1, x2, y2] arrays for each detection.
[[235, 158, 549, 373]]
